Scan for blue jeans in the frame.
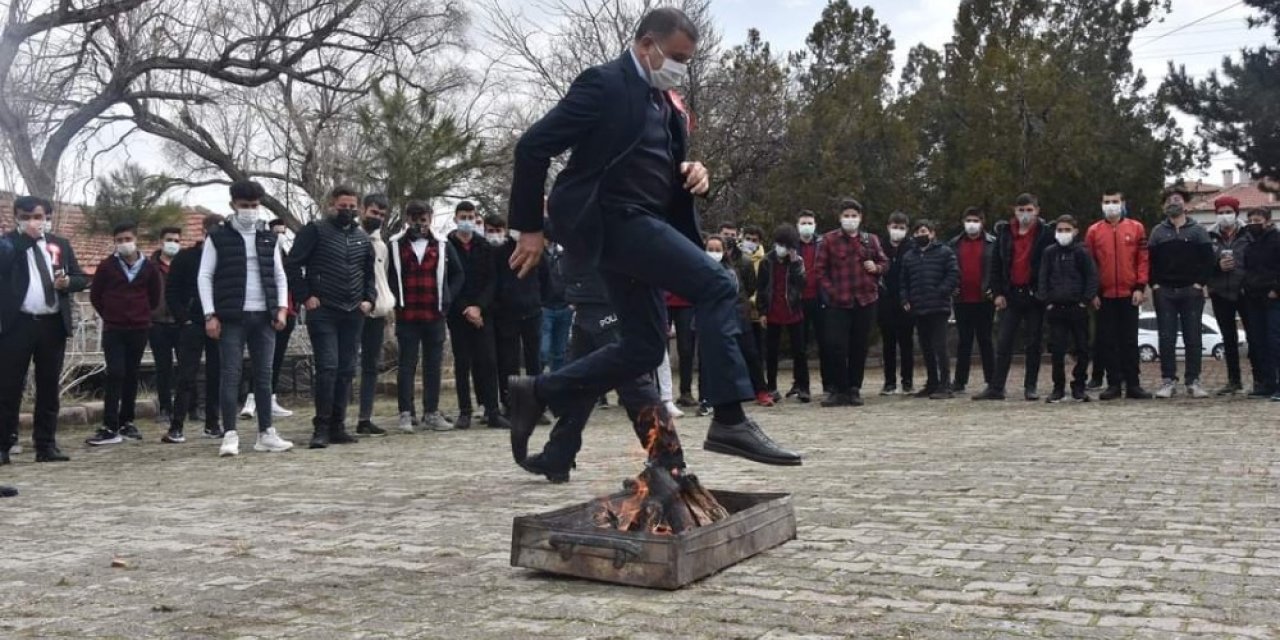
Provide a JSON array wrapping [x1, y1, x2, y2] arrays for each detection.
[[540, 306, 573, 372], [307, 306, 364, 428], [1154, 285, 1205, 383], [218, 312, 276, 433]]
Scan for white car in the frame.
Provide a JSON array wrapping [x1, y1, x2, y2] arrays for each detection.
[[1136, 311, 1246, 363]]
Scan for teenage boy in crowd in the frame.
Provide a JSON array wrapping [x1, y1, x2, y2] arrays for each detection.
[[447, 202, 508, 429], [486, 214, 546, 416], [1085, 189, 1151, 401], [87, 222, 162, 445], [900, 219, 959, 399], [148, 226, 183, 426], [1038, 215, 1098, 403], [287, 186, 377, 448], [1241, 208, 1280, 398], [796, 210, 827, 398], [540, 238, 571, 372], [164, 214, 224, 443], [974, 193, 1055, 401], [815, 198, 888, 407], [1148, 193, 1215, 399], [199, 181, 293, 457], [949, 208, 994, 394], [740, 225, 768, 374], [1207, 196, 1256, 395], [878, 211, 915, 396], [756, 223, 808, 402], [387, 201, 466, 432], [355, 195, 395, 437]]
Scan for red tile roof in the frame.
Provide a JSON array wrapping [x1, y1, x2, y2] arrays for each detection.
[[1187, 180, 1280, 213]]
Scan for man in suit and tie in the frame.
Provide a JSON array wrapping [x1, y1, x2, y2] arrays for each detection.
[[0, 196, 90, 464], [504, 8, 801, 474]]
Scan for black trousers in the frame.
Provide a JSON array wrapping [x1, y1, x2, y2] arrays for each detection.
[[916, 312, 950, 391], [448, 312, 500, 415], [358, 316, 386, 422], [148, 322, 181, 413], [992, 288, 1045, 393], [1210, 294, 1254, 386], [878, 301, 915, 388], [0, 314, 67, 450], [826, 302, 878, 394], [765, 321, 808, 393], [801, 297, 827, 392], [953, 301, 994, 388], [496, 309, 543, 409], [669, 306, 696, 396], [307, 306, 364, 429], [396, 320, 447, 416], [1047, 305, 1090, 392], [171, 321, 220, 433], [102, 328, 150, 430], [1093, 297, 1141, 390], [272, 314, 295, 393]]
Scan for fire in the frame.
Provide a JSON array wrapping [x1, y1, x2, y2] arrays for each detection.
[[594, 407, 699, 536]]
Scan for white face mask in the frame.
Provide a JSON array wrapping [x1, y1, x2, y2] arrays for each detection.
[[841, 217, 861, 233], [1102, 203, 1123, 220], [706, 251, 723, 263], [162, 241, 180, 257], [888, 228, 907, 243], [648, 42, 689, 91], [774, 245, 789, 258], [1017, 211, 1036, 227], [1055, 232, 1074, 247], [740, 240, 759, 255], [964, 221, 982, 236], [797, 223, 816, 239], [235, 208, 258, 224], [485, 233, 505, 246], [41, 220, 52, 234], [456, 220, 476, 234], [1217, 213, 1238, 228], [117, 242, 137, 257]]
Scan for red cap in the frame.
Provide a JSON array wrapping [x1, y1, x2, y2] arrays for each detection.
[[1214, 196, 1240, 212]]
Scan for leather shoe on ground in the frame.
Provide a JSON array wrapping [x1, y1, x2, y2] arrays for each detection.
[[328, 429, 359, 445], [1126, 387, 1153, 400], [0, 485, 17, 498], [971, 388, 1005, 401], [518, 453, 570, 484], [507, 376, 545, 462], [35, 447, 70, 462], [820, 393, 851, 407], [1099, 386, 1123, 401], [703, 418, 802, 466]]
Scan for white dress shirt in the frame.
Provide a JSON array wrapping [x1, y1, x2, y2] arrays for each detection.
[[198, 229, 288, 316], [410, 237, 428, 263], [20, 236, 59, 315]]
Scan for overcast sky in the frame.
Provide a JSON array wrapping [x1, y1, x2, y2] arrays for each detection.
[[50, 0, 1276, 214]]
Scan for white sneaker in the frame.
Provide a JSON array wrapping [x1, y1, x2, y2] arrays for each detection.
[[425, 411, 454, 432], [664, 401, 685, 418], [253, 428, 294, 453], [270, 394, 293, 417], [240, 394, 256, 418], [1155, 380, 1177, 399], [1186, 382, 1210, 399], [398, 411, 415, 434], [219, 430, 240, 457]]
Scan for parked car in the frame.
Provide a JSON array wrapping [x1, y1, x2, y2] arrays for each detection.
[[1136, 311, 1246, 362]]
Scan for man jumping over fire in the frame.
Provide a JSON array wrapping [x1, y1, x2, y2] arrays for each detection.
[[503, 7, 802, 477]]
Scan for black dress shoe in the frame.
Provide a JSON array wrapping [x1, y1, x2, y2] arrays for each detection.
[[849, 390, 865, 407], [1099, 387, 1122, 401], [1126, 387, 1153, 400], [35, 447, 70, 462], [328, 428, 359, 445], [453, 413, 473, 430], [308, 421, 330, 449], [972, 388, 1005, 401], [820, 393, 851, 407], [519, 453, 570, 484], [487, 413, 512, 430], [0, 485, 17, 498], [703, 418, 802, 466], [507, 376, 545, 462]]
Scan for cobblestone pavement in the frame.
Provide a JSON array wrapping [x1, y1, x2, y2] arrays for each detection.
[[2, 368, 1279, 639]]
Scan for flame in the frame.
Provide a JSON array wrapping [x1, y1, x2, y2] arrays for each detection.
[[595, 408, 677, 535]]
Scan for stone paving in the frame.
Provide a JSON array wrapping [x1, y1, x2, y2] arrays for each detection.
[[2, 368, 1279, 639]]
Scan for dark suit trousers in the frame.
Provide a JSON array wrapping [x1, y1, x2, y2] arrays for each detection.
[[448, 313, 500, 415], [537, 212, 752, 412], [496, 309, 543, 409], [0, 314, 67, 449], [102, 328, 149, 430], [171, 321, 220, 433]]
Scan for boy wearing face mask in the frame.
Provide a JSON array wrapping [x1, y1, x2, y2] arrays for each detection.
[[878, 211, 915, 396], [900, 219, 959, 399], [756, 223, 808, 402], [815, 198, 889, 407], [1207, 196, 1255, 395], [148, 226, 183, 426], [1240, 208, 1280, 398], [443, 201, 506, 430], [1148, 190, 1216, 399], [1038, 215, 1098, 403], [795, 210, 827, 397], [350, 194, 394, 436], [486, 214, 547, 417], [1085, 189, 1151, 400], [87, 221, 163, 446], [975, 193, 1057, 402], [948, 208, 995, 394]]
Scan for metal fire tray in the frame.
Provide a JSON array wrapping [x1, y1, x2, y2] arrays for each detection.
[[510, 490, 795, 590]]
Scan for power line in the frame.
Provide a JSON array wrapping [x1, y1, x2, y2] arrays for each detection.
[[1136, 2, 1246, 50], [1133, 48, 1242, 61], [1133, 25, 1256, 40]]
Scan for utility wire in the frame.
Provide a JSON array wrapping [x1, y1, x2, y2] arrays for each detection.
[[1136, 1, 1246, 50]]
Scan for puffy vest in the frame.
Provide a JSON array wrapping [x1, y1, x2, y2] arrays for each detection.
[[209, 225, 278, 321]]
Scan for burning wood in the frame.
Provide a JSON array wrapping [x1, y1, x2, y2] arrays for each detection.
[[593, 407, 729, 535]]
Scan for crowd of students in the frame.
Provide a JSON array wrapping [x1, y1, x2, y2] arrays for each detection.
[[1, 183, 1277, 482]]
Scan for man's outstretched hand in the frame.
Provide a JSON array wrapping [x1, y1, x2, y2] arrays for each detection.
[[510, 230, 545, 279]]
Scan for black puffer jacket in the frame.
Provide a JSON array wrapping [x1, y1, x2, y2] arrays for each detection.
[[1242, 225, 1280, 299], [1037, 242, 1099, 305], [989, 218, 1056, 297], [880, 237, 911, 304], [899, 241, 959, 316], [755, 251, 806, 317]]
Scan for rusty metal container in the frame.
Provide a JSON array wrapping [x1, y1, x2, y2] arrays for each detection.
[[510, 490, 795, 590]]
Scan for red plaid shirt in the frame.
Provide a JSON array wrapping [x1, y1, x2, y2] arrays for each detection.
[[397, 240, 441, 323], [815, 229, 888, 309]]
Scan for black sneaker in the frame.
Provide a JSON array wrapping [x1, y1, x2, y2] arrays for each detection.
[[696, 400, 712, 417], [487, 413, 513, 430], [1024, 389, 1040, 402], [356, 421, 387, 437], [951, 384, 967, 394], [119, 423, 143, 441], [329, 428, 359, 445], [929, 389, 955, 400], [849, 390, 865, 407], [1086, 378, 1104, 391], [972, 388, 1005, 401], [879, 384, 897, 396], [161, 430, 186, 444], [86, 428, 123, 446], [1046, 389, 1066, 404], [1126, 387, 1154, 400], [900, 385, 915, 396], [770, 390, 783, 404], [1247, 387, 1273, 399], [676, 394, 698, 408], [1072, 387, 1091, 403], [913, 387, 935, 399], [203, 426, 225, 439], [797, 390, 812, 403], [1099, 387, 1123, 401], [454, 413, 472, 430], [785, 387, 801, 399], [820, 393, 851, 408], [597, 396, 610, 409]]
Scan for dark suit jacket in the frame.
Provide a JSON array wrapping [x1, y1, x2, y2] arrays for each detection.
[[508, 51, 701, 266], [0, 231, 89, 337]]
